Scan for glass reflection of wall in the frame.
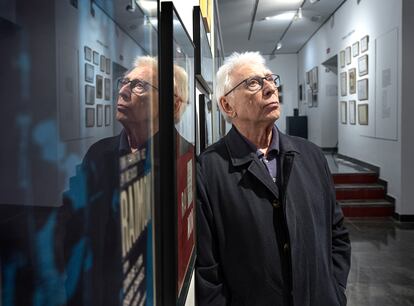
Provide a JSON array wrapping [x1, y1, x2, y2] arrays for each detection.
[[0, 0, 158, 305]]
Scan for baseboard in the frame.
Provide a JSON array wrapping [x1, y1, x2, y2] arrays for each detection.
[[393, 213, 414, 222], [336, 153, 380, 174], [321, 147, 338, 153]]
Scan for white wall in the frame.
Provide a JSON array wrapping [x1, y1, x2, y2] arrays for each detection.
[[265, 54, 298, 134], [298, 0, 404, 212]]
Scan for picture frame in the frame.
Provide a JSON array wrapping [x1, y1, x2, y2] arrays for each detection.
[[193, 6, 213, 93], [84, 46, 92, 61], [358, 54, 368, 76], [358, 103, 369, 125], [307, 88, 313, 107], [105, 58, 111, 74], [352, 42, 359, 57], [104, 78, 111, 101], [85, 63, 94, 83], [349, 68, 356, 94], [96, 75, 103, 99], [358, 78, 369, 100], [340, 101, 347, 124], [361, 35, 369, 53], [159, 2, 196, 304], [96, 104, 103, 127], [311, 67, 318, 92], [93, 51, 99, 65], [299, 84, 303, 101], [349, 100, 356, 124], [340, 72, 347, 96], [340, 50, 345, 68], [104, 105, 111, 126], [85, 107, 95, 127], [345, 46, 351, 65], [306, 71, 310, 84], [100, 55, 106, 72], [85, 85, 95, 105]]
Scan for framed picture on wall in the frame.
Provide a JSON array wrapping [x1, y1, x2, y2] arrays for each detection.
[[340, 101, 347, 124], [349, 100, 356, 124], [345, 46, 351, 65], [307, 89, 313, 107], [358, 103, 369, 125], [361, 35, 369, 53], [357, 78, 369, 100], [85, 107, 95, 127], [358, 54, 368, 76], [105, 58, 111, 74], [349, 68, 356, 94], [159, 2, 196, 304], [340, 72, 347, 96], [85, 85, 95, 105], [352, 42, 359, 57], [84, 46, 92, 61], [100, 55, 106, 72], [104, 78, 111, 101], [96, 75, 103, 99], [104, 105, 111, 126], [340, 50, 345, 68], [311, 67, 318, 92], [306, 71, 310, 84], [85, 63, 94, 83], [93, 51, 99, 65], [96, 104, 103, 127]]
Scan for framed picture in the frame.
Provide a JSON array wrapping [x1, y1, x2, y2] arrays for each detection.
[[358, 54, 368, 76], [357, 78, 369, 100], [299, 84, 303, 100], [100, 55, 106, 72], [358, 103, 369, 125], [193, 6, 213, 93], [85, 85, 95, 105], [345, 46, 351, 65], [352, 42, 359, 57], [349, 68, 356, 94], [340, 50, 345, 68], [85, 107, 95, 127], [349, 100, 356, 124], [311, 67, 318, 92], [307, 88, 313, 107], [104, 105, 111, 126], [93, 51, 99, 65], [104, 78, 111, 101], [340, 101, 347, 124], [105, 58, 111, 74], [84, 46, 92, 61], [340, 72, 347, 96], [306, 71, 310, 84], [312, 92, 318, 107], [96, 104, 103, 127], [159, 2, 196, 304], [96, 75, 103, 99], [85, 63, 94, 83], [361, 35, 369, 53]]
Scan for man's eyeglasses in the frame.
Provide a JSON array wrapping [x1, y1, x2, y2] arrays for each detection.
[[117, 78, 158, 95], [224, 74, 280, 96]]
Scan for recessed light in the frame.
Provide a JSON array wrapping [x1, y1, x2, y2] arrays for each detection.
[[264, 11, 296, 21]]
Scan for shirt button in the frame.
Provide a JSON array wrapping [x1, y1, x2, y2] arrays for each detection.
[[283, 243, 289, 252], [272, 199, 280, 208]]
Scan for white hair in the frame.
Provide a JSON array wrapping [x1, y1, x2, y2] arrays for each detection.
[[215, 51, 267, 122], [134, 55, 158, 70]]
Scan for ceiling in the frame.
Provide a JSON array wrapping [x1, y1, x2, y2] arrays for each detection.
[[217, 0, 346, 56]]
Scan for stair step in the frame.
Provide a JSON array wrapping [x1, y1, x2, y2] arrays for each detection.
[[338, 199, 393, 207], [335, 184, 385, 200], [332, 172, 378, 184], [340, 199, 394, 217]]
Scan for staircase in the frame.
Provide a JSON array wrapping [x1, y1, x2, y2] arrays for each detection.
[[333, 172, 394, 217]]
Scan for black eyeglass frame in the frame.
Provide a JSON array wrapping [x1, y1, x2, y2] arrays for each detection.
[[224, 74, 280, 97], [117, 77, 158, 94]]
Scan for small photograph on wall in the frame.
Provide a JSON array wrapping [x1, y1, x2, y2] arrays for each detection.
[[104, 78, 111, 101], [358, 103, 369, 125], [358, 55, 368, 76], [96, 104, 103, 127], [361, 35, 369, 53], [340, 72, 347, 96], [84, 46, 92, 61], [85, 63, 94, 83], [340, 101, 347, 124], [299, 84, 303, 100], [349, 100, 356, 124], [307, 89, 313, 107], [312, 92, 318, 107], [85, 107, 95, 127], [340, 50, 345, 68], [100, 55, 106, 72], [306, 71, 310, 84], [105, 58, 111, 74], [345, 46, 351, 65], [93, 51, 99, 65], [85, 85, 95, 105], [349, 68, 356, 94], [357, 78, 369, 100], [96, 75, 103, 99], [105, 105, 111, 126], [311, 67, 318, 92], [352, 42, 359, 57]]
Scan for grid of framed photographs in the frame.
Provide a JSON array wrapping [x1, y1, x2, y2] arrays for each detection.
[[338, 34, 370, 126], [83, 45, 112, 128]]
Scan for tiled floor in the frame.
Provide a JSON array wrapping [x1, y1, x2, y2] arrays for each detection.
[[345, 218, 414, 306], [324, 153, 373, 174]]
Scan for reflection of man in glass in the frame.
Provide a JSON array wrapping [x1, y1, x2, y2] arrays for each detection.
[[64, 56, 158, 306]]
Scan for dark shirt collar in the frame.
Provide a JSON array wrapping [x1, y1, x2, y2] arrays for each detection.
[[234, 125, 279, 158], [119, 129, 131, 155]]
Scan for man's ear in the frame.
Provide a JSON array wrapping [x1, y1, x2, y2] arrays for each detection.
[[174, 95, 183, 117], [220, 96, 234, 117]]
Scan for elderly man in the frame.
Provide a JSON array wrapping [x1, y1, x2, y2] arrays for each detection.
[[196, 52, 351, 306]]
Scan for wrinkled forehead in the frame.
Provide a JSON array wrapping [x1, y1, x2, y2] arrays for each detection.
[[231, 63, 272, 82], [125, 64, 158, 84]]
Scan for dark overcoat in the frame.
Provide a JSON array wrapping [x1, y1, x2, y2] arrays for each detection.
[[196, 126, 351, 306]]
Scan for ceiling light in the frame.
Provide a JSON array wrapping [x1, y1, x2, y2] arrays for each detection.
[[309, 0, 320, 4], [276, 42, 282, 50], [265, 11, 296, 21], [298, 7, 303, 19]]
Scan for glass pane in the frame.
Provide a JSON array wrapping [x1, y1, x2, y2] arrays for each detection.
[[0, 0, 158, 305]]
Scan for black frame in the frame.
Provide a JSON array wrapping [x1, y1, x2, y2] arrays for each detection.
[[199, 94, 207, 152], [158, 2, 196, 305], [193, 6, 213, 93]]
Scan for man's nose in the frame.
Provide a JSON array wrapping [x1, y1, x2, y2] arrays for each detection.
[[118, 85, 131, 101], [263, 81, 277, 97]]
